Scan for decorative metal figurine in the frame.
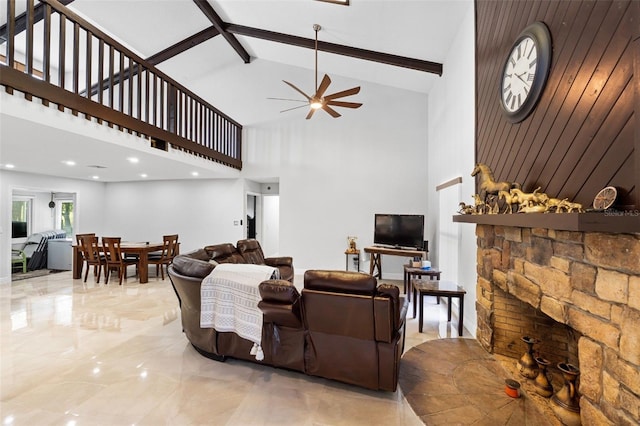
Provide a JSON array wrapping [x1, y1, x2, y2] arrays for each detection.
[[346, 236, 358, 253], [461, 164, 584, 215]]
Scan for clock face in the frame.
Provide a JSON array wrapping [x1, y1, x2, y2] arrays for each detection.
[[502, 36, 538, 113], [499, 22, 552, 123]]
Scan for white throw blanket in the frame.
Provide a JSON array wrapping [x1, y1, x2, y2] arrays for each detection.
[[200, 263, 277, 360]]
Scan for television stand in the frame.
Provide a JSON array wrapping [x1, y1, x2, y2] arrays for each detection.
[[364, 246, 428, 279]]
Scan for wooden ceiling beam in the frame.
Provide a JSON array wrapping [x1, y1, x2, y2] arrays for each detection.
[[225, 23, 442, 76], [192, 0, 250, 64], [147, 26, 220, 65]]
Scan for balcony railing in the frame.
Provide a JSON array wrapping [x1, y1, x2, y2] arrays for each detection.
[[0, 0, 242, 169]]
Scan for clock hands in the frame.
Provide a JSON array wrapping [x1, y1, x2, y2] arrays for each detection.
[[515, 71, 531, 87]]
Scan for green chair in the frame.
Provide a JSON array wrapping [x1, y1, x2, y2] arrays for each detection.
[[11, 249, 27, 273]]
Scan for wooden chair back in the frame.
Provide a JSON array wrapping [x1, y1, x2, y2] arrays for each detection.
[[148, 234, 179, 280], [101, 237, 130, 285], [78, 234, 103, 282], [101, 237, 123, 263], [163, 234, 179, 260], [75, 233, 96, 260]]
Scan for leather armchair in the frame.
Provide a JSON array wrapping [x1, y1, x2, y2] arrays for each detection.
[[302, 270, 407, 391]]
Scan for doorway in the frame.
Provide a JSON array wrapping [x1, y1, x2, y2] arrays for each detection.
[[246, 194, 257, 239], [245, 191, 280, 257]]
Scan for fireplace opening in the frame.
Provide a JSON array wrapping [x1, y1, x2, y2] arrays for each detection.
[[493, 287, 581, 370]]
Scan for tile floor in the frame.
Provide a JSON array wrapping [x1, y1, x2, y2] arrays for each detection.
[[0, 270, 468, 425]]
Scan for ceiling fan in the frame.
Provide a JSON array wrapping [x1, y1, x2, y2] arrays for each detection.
[[276, 24, 362, 119]]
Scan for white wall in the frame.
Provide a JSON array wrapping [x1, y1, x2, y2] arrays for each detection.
[[242, 83, 429, 278], [426, 4, 477, 336], [102, 179, 244, 253]]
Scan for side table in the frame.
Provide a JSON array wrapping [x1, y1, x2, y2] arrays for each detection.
[[403, 264, 441, 302], [413, 279, 466, 336], [345, 250, 360, 272]]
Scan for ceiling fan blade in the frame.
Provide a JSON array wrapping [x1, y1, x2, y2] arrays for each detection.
[[324, 86, 361, 101], [326, 100, 363, 109], [321, 104, 342, 118], [283, 80, 311, 101], [305, 108, 317, 120], [281, 104, 311, 113], [315, 74, 332, 98], [268, 97, 308, 103]]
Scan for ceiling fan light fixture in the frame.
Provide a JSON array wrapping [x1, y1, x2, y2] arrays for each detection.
[[310, 99, 323, 109], [275, 23, 362, 119]]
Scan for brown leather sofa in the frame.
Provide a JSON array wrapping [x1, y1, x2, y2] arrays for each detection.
[[168, 251, 408, 392], [205, 239, 294, 282]]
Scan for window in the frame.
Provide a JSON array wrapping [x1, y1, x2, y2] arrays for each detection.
[[12, 198, 32, 238], [55, 198, 75, 235]]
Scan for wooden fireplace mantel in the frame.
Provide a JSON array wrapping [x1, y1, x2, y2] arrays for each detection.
[[452, 212, 640, 233]]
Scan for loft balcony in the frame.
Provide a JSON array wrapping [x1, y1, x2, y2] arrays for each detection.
[[0, 0, 242, 170]]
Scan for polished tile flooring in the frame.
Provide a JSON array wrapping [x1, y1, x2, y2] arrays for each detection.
[[1, 270, 468, 425]]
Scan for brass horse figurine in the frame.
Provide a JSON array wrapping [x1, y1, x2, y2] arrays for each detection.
[[471, 163, 521, 203]]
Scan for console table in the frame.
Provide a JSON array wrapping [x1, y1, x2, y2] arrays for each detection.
[[364, 246, 427, 278]]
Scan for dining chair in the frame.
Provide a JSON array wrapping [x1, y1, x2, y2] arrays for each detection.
[[78, 234, 104, 283], [148, 234, 179, 280], [102, 237, 137, 285], [75, 233, 96, 269]]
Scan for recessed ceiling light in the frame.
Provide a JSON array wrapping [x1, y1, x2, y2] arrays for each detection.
[[62, 160, 76, 166], [5, 164, 15, 168], [127, 157, 139, 164], [140, 173, 148, 178], [191, 171, 199, 177], [92, 175, 100, 180]]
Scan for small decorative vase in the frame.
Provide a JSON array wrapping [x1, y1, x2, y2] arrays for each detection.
[[517, 336, 539, 379], [551, 363, 581, 426], [533, 356, 554, 397]]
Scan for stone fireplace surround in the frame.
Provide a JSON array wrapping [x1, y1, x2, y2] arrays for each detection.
[[474, 224, 639, 425]]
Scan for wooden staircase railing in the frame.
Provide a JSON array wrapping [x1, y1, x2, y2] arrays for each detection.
[[0, 0, 242, 169]]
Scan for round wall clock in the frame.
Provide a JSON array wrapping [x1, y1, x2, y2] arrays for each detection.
[[500, 21, 552, 123]]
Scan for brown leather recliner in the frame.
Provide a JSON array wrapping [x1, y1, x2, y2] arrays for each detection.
[[168, 252, 408, 392], [236, 239, 294, 282], [203, 240, 294, 282], [302, 270, 407, 391]]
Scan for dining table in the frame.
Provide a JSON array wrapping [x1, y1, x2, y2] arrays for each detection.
[[72, 241, 174, 284]]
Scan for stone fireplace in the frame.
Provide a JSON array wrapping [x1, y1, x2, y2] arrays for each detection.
[[474, 224, 639, 425]]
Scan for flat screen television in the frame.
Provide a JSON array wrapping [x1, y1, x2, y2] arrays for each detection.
[[12, 221, 28, 238], [374, 214, 424, 250]]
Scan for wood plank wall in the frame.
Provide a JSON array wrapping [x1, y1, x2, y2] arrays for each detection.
[[475, 0, 639, 210]]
